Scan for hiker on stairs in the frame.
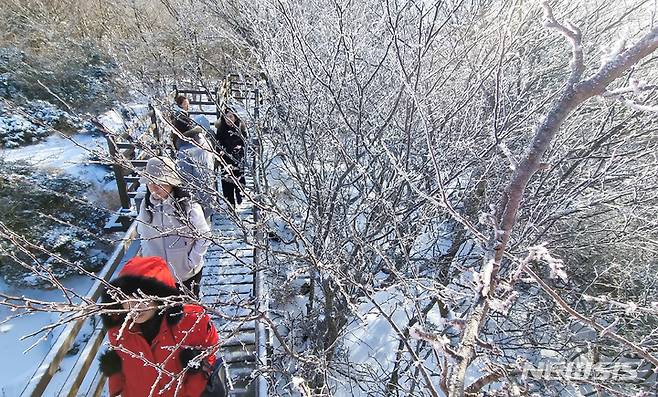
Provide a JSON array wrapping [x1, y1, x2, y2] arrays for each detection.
[[214, 108, 247, 207], [172, 94, 215, 220], [137, 156, 210, 297], [98, 256, 228, 397]]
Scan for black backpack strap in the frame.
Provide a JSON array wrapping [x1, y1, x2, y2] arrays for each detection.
[[200, 356, 231, 397]]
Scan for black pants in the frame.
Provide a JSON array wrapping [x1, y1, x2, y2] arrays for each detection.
[[179, 270, 202, 297], [221, 175, 245, 206]]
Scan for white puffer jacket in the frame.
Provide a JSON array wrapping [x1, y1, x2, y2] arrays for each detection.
[[136, 194, 211, 282]]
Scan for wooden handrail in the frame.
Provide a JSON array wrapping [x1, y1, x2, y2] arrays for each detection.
[[19, 223, 139, 397], [100, 96, 177, 231]]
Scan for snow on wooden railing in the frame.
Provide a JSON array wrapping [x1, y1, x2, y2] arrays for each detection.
[[19, 222, 140, 397], [100, 90, 178, 232]]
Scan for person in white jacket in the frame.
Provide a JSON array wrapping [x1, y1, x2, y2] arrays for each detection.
[[137, 156, 211, 296]]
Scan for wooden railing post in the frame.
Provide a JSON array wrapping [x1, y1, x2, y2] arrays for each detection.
[[100, 126, 131, 211], [149, 103, 160, 148]]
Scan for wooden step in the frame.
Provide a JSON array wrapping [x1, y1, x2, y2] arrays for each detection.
[[204, 299, 255, 311], [210, 305, 256, 319], [201, 285, 254, 301], [221, 333, 256, 347], [188, 110, 218, 116], [206, 244, 253, 253], [202, 283, 253, 295], [206, 247, 253, 257], [204, 267, 253, 277], [203, 297, 255, 311], [127, 191, 145, 199], [205, 252, 254, 262], [222, 350, 256, 364], [203, 269, 253, 282], [228, 387, 253, 397], [189, 100, 216, 106], [221, 338, 256, 350], [204, 259, 254, 269], [177, 89, 212, 95], [130, 159, 148, 168], [206, 278, 254, 287], [204, 270, 254, 279], [120, 147, 135, 157], [217, 322, 257, 335], [208, 260, 254, 270], [115, 142, 135, 150]]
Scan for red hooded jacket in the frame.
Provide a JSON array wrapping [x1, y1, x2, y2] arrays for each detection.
[[100, 256, 219, 397]]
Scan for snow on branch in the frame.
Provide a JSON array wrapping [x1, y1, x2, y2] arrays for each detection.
[[577, 22, 658, 96], [541, 1, 584, 84], [603, 80, 658, 112], [528, 244, 567, 282], [409, 324, 459, 359], [497, 140, 518, 172]]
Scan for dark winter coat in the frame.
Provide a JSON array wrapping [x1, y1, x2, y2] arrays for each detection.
[[215, 116, 247, 167], [172, 109, 202, 150]]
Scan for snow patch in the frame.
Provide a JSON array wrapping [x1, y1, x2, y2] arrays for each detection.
[[0, 276, 94, 395]]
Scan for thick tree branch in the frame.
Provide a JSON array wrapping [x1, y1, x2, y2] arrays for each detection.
[[449, 6, 658, 396]]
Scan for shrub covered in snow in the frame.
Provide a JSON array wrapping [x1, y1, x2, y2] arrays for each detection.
[[0, 99, 81, 148], [0, 112, 49, 148], [0, 160, 109, 286], [0, 42, 118, 113]]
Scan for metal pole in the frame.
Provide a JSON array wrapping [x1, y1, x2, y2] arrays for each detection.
[[251, 134, 269, 397]]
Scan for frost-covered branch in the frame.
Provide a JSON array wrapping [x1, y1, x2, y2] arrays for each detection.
[[542, 1, 584, 84], [449, 5, 658, 396]]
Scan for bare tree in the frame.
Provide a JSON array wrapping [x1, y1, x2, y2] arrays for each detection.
[[1, 0, 658, 396]]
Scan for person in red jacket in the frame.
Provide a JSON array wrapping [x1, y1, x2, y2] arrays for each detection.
[[98, 256, 222, 397]]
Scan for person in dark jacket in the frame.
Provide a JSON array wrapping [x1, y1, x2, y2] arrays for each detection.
[[171, 95, 215, 218], [214, 110, 247, 206], [172, 95, 204, 151], [98, 256, 224, 397]]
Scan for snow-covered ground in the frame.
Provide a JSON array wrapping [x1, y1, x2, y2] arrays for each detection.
[[0, 103, 144, 395], [0, 276, 94, 396], [1, 132, 117, 207], [0, 105, 146, 209]]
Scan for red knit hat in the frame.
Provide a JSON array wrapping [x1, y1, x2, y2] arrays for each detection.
[[118, 256, 176, 289], [101, 256, 181, 329]]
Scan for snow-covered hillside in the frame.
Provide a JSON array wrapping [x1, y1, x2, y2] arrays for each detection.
[[0, 101, 144, 394]]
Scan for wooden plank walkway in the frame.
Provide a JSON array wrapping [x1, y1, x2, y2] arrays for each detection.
[[20, 77, 267, 397], [191, 82, 264, 396], [202, 173, 260, 397]]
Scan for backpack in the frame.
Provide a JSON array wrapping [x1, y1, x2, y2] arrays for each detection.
[[200, 356, 231, 397]]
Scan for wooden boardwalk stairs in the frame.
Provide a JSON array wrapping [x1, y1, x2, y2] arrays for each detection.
[[18, 74, 269, 397], [203, 170, 263, 397]]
